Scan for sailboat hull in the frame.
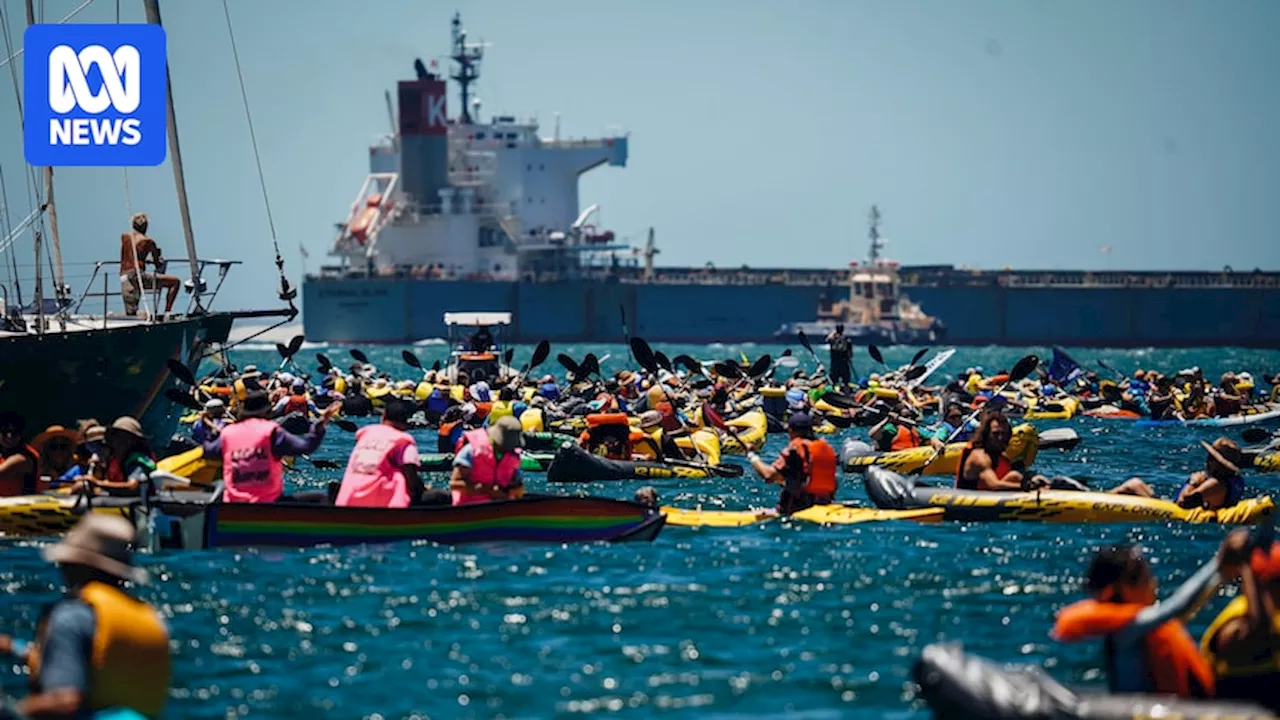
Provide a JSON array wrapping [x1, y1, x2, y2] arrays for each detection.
[[0, 314, 234, 444]]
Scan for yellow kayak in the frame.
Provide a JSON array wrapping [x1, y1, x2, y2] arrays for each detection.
[[843, 423, 1040, 475], [1022, 396, 1080, 420], [662, 505, 945, 528], [1254, 452, 1279, 472], [665, 429, 722, 466], [0, 495, 134, 537]]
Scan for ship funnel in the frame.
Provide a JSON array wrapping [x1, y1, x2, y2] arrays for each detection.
[[397, 76, 449, 209]]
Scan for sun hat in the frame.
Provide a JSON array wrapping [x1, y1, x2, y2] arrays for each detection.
[[1201, 438, 1242, 476], [488, 416, 524, 451], [106, 416, 145, 440], [239, 391, 273, 418], [42, 514, 147, 584], [31, 425, 80, 452], [639, 410, 664, 429]]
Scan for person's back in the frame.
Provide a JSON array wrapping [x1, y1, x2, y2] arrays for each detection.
[[336, 421, 418, 508], [218, 418, 281, 503]]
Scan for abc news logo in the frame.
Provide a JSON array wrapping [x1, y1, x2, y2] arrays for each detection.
[[24, 24, 166, 167]]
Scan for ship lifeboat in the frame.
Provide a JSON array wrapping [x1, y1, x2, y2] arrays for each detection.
[[347, 193, 385, 245]]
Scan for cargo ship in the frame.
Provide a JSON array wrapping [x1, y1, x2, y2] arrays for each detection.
[[302, 15, 1280, 349]]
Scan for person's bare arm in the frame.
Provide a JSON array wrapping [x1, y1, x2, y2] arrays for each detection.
[[17, 687, 84, 718], [0, 453, 32, 485], [968, 449, 1027, 491]]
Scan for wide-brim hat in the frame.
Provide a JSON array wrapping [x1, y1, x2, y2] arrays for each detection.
[[239, 391, 273, 418], [42, 514, 147, 584], [639, 410, 664, 429], [31, 425, 80, 451], [106, 416, 145, 441], [1201, 439, 1241, 476], [488, 416, 524, 451]]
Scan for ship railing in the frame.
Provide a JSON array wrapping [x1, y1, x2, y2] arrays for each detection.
[[537, 135, 627, 150], [70, 258, 241, 327], [386, 198, 517, 223]]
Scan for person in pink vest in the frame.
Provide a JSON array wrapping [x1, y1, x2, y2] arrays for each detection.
[[450, 416, 525, 505], [335, 399, 425, 508], [202, 390, 338, 503]]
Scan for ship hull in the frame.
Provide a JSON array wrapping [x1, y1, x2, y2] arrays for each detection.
[[302, 277, 1280, 347], [0, 314, 234, 443]]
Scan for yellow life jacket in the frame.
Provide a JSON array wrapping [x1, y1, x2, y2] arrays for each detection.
[[632, 428, 664, 460], [1201, 595, 1280, 678], [333, 376, 348, 395], [489, 400, 515, 424], [414, 381, 433, 401], [78, 581, 171, 718]]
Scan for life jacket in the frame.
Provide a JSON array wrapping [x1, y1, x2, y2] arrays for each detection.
[[581, 414, 632, 459], [426, 387, 450, 413], [105, 452, 156, 492], [1201, 595, 1280, 710], [70, 581, 171, 719], [655, 402, 680, 432], [539, 382, 560, 400], [472, 401, 493, 422], [488, 400, 515, 424], [783, 436, 838, 498], [889, 424, 922, 451], [438, 421, 463, 454], [219, 418, 283, 503], [1053, 598, 1214, 698], [955, 444, 1013, 490], [0, 444, 39, 496], [282, 393, 310, 416], [454, 427, 521, 505], [336, 423, 417, 508]]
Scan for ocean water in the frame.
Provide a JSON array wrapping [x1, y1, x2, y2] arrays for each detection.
[[2, 343, 1279, 719]]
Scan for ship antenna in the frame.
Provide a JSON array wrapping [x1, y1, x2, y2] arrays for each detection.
[[867, 205, 884, 264], [450, 12, 484, 124]]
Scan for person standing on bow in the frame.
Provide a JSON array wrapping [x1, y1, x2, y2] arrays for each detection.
[[336, 399, 429, 508], [450, 416, 525, 505], [202, 390, 338, 503], [825, 324, 853, 387], [747, 413, 838, 514], [0, 514, 170, 719]]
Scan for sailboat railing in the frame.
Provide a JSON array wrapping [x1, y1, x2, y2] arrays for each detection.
[[70, 258, 242, 320]]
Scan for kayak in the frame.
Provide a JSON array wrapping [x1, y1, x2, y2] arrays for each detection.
[[520, 430, 577, 453], [149, 492, 665, 549], [1082, 405, 1142, 419], [661, 428, 722, 466], [1021, 395, 1080, 420], [546, 443, 744, 483], [914, 643, 1273, 720], [1134, 404, 1280, 428], [661, 505, 945, 528], [417, 452, 555, 473], [1257, 452, 1280, 472], [864, 466, 1275, 524], [840, 423, 1050, 475], [0, 494, 137, 537]]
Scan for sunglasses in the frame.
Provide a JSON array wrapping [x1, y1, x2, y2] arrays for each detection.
[[0, 426, 19, 436]]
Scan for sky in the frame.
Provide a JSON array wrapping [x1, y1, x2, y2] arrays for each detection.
[[0, 0, 1278, 311]]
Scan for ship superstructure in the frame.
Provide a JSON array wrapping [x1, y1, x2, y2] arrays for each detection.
[[328, 13, 629, 282]]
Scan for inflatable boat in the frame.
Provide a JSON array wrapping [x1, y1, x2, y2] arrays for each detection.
[[841, 425, 1080, 475], [545, 442, 745, 483], [913, 643, 1274, 719], [863, 466, 1274, 524], [661, 505, 945, 528]]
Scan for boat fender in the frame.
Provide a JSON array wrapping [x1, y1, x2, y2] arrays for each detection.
[[840, 438, 876, 465]]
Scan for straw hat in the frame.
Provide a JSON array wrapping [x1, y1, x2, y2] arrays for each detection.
[[31, 425, 80, 452], [1201, 438, 1242, 476], [106, 416, 145, 441], [239, 391, 273, 418], [42, 514, 147, 584], [639, 410, 664, 429], [488, 416, 524, 451]]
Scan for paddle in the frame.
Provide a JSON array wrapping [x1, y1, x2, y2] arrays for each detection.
[[673, 354, 704, 378], [869, 344, 888, 369], [629, 337, 707, 463], [350, 349, 369, 365], [909, 347, 929, 368], [166, 358, 197, 387], [581, 353, 602, 379], [912, 354, 1040, 476], [305, 457, 341, 470], [316, 353, 332, 374], [796, 330, 825, 375], [504, 348, 515, 366], [654, 351, 671, 372], [557, 353, 582, 378], [164, 388, 203, 411], [402, 349, 423, 371], [276, 334, 304, 370], [747, 354, 772, 379], [514, 340, 552, 386], [1097, 358, 1124, 381], [332, 418, 358, 432]]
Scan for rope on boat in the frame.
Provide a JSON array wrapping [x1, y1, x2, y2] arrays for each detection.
[[221, 0, 297, 313]]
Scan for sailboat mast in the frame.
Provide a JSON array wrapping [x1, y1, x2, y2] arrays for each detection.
[[23, 0, 44, 333], [142, 0, 202, 310], [42, 169, 65, 305]]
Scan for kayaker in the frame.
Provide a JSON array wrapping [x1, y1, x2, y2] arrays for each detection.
[[869, 403, 923, 452], [119, 212, 180, 317], [825, 324, 853, 386], [1148, 376, 1178, 420], [54, 424, 106, 490], [2, 514, 170, 718], [634, 486, 659, 508], [928, 403, 974, 450], [31, 425, 80, 488], [450, 415, 525, 505], [634, 410, 683, 462], [335, 399, 427, 508], [273, 380, 319, 418], [192, 398, 227, 444], [202, 390, 339, 503], [747, 412, 838, 514], [1213, 374, 1244, 418], [1201, 530, 1280, 712], [70, 417, 156, 497], [0, 410, 38, 497], [1051, 536, 1245, 699], [956, 410, 1048, 491], [1176, 438, 1246, 510]]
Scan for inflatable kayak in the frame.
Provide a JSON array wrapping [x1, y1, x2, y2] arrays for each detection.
[[1021, 395, 1081, 420], [546, 443, 745, 483], [417, 452, 555, 473], [864, 466, 1275, 524], [1082, 406, 1142, 419], [1135, 404, 1280, 429], [662, 428, 722, 466], [661, 505, 944, 528], [841, 423, 1064, 475], [913, 643, 1273, 720], [1256, 451, 1280, 472]]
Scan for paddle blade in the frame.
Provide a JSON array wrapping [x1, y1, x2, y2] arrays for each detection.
[[285, 334, 304, 357], [655, 351, 673, 373], [820, 392, 861, 410], [333, 419, 358, 432], [164, 388, 202, 411], [316, 353, 332, 372], [631, 337, 657, 372], [869, 345, 885, 366], [402, 350, 422, 369], [711, 362, 743, 379], [905, 365, 928, 381], [582, 354, 600, 377], [797, 330, 814, 354], [1242, 428, 1272, 444], [275, 342, 289, 358], [504, 348, 515, 365], [782, 348, 792, 357], [166, 358, 197, 387], [350, 349, 369, 364], [910, 348, 929, 367], [1009, 355, 1040, 383], [712, 463, 746, 478], [748, 354, 772, 378], [674, 355, 703, 376], [529, 340, 551, 370], [557, 353, 582, 376], [431, 360, 441, 372]]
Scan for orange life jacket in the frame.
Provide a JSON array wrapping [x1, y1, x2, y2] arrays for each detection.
[[1053, 598, 1215, 698], [282, 394, 310, 416], [889, 425, 922, 451], [0, 444, 39, 497], [955, 444, 1013, 490], [785, 436, 838, 497]]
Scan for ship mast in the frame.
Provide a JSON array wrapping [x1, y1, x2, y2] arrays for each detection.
[[867, 205, 884, 264], [143, 0, 203, 312], [450, 12, 483, 124]]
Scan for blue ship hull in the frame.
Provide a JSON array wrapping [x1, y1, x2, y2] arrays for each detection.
[[302, 276, 1280, 347]]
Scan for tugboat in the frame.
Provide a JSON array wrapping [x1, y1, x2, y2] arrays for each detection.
[[775, 206, 946, 345], [442, 312, 515, 384]]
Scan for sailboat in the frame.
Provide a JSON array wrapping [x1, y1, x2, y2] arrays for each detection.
[[0, 0, 295, 442]]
